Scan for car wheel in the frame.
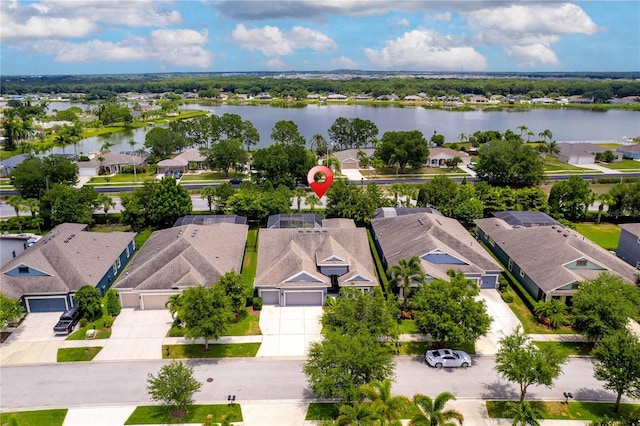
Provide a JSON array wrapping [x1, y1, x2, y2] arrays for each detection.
[[461, 362, 469, 368], [435, 362, 443, 369]]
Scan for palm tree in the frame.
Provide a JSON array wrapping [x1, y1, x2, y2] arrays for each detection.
[[388, 183, 403, 207], [201, 186, 217, 212], [526, 130, 535, 143], [359, 379, 411, 424], [30, 216, 44, 233], [23, 198, 39, 218], [310, 133, 329, 157], [458, 133, 467, 143], [54, 127, 71, 155], [595, 193, 613, 224], [516, 125, 529, 139], [325, 156, 341, 174], [542, 141, 560, 157], [305, 193, 321, 212], [294, 187, 307, 212], [336, 401, 381, 426], [409, 392, 463, 426], [389, 256, 425, 309], [95, 194, 115, 218], [538, 129, 553, 143], [6, 195, 26, 219], [128, 140, 138, 183], [506, 401, 543, 426]]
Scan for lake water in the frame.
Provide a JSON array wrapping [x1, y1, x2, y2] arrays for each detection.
[[11, 101, 640, 155]]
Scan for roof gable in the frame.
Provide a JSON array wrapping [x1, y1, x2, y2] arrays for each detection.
[[284, 271, 325, 283], [421, 249, 469, 265]]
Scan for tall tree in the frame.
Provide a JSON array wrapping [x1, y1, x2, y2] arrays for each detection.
[[148, 177, 193, 227], [548, 175, 593, 221], [240, 119, 259, 152], [506, 401, 543, 426], [591, 329, 640, 413], [178, 285, 234, 350], [147, 361, 202, 418], [410, 273, 492, 347], [10, 155, 78, 199], [200, 186, 217, 212], [200, 139, 246, 177], [217, 271, 246, 314], [571, 273, 640, 344], [494, 326, 567, 402], [95, 193, 115, 217], [375, 130, 429, 171], [389, 256, 425, 309], [475, 139, 544, 187], [74, 285, 102, 320], [409, 392, 464, 426], [270, 120, 305, 145], [251, 143, 317, 188], [293, 187, 307, 212], [538, 129, 553, 143]]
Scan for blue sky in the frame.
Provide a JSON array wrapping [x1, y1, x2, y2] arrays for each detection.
[[1, 0, 638, 75]]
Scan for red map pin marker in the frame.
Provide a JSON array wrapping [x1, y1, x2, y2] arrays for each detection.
[[307, 165, 334, 198]]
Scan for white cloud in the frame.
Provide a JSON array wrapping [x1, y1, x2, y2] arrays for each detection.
[[30, 29, 212, 69], [505, 43, 559, 67], [364, 28, 487, 71], [330, 56, 357, 69], [398, 18, 410, 27], [265, 57, 287, 69], [462, 3, 597, 67], [432, 11, 452, 22], [0, 0, 182, 42], [230, 24, 336, 57]]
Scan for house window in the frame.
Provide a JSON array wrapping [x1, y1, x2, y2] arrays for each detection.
[[125, 246, 130, 258], [116, 258, 121, 269], [12, 251, 16, 258], [576, 259, 587, 267], [519, 269, 525, 278], [18, 266, 29, 274], [508, 258, 513, 271], [637, 237, 640, 244], [488, 236, 496, 247], [572, 283, 580, 289]]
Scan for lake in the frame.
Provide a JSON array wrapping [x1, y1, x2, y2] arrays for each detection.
[[17, 102, 640, 155]]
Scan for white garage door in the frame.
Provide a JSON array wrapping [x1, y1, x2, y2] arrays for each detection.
[[283, 291, 324, 306], [119, 292, 139, 309], [79, 168, 98, 177], [141, 294, 171, 310]]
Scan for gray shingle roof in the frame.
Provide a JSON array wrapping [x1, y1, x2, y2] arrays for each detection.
[[476, 217, 638, 293], [255, 225, 378, 289], [371, 212, 502, 281], [114, 223, 248, 291], [619, 223, 640, 237], [1, 223, 135, 299]]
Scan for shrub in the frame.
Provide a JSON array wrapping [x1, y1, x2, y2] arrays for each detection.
[[79, 318, 89, 328], [78, 155, 90, 162], [252, 297, 263, 311], [74, 285, 102, 320], [105, 289, 121, 316], [501, 293, 514, 303], [147, 164, 157, 174], [102, 316, 114, 328]]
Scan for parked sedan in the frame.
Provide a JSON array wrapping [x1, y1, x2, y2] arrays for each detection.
[[425, 349, 472, 369]]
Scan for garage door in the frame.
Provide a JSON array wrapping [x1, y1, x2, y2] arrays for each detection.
[[25, 296, 68, 313], [283, 291, 323, 306], [141, 294, 171, 310], [260, 290, 280, 305], [119, 292, 139, 309], [480, 275, 498, 289]]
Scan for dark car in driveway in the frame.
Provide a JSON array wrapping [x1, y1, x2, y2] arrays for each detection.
[[174, 171, 183, 179], [229, 177, 243, 185], [53, 308, 81, 335]]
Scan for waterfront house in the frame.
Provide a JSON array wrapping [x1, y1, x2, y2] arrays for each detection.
[[617, 223, 640, 269]]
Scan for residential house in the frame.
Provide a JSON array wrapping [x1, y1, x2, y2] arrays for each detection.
[[404, 95, 423, 102], [114, 221, 248, 309], [156, 149, 207, 174], [468, 95, 489, 103], [476, 211, 638, 304], [617, 223, 640, 269], [255, 215, 378, 306], [556, 142, 620, 165], [370, 208, 503, 289], [0, 154, 27, 178], [617, 144, 640, 160], [326, 94, 348, 101], [0, 233, 40, 268], [1, 223, 135, 312], [426, 147, 470, 167], [333, 148, 375, 170], [77, 152, 146, 176]]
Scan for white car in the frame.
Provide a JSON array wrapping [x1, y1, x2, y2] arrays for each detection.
[[425, 349, 472, 369]]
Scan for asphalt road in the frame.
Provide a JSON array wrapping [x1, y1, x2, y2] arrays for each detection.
[[0, 357, 625, 411]]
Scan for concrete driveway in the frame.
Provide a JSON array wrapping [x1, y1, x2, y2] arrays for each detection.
[[476, 289, 522, 355], [0, 312, 68, 364], [257, 306, 323, 357]]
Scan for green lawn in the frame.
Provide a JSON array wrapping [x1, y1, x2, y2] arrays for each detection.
[[543, 159, 587, 172], [0, 409, 68, 426], [533, 341, 592, 357], [601, 159, 640, 170], [134, 228, 154, 250], [306, 402, 341, 420], [162, 343, 260, 359], [486, 400, 640, 421], [168, 308, 261, 337], [88, 173, 154, 184], [574, 223, 621, 251], [180, 172, 247, 181], [397, 319, 418, 334], [124, 404, 242, 425], [503, 286, 573, 334], [57, 346, 102, 362]]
